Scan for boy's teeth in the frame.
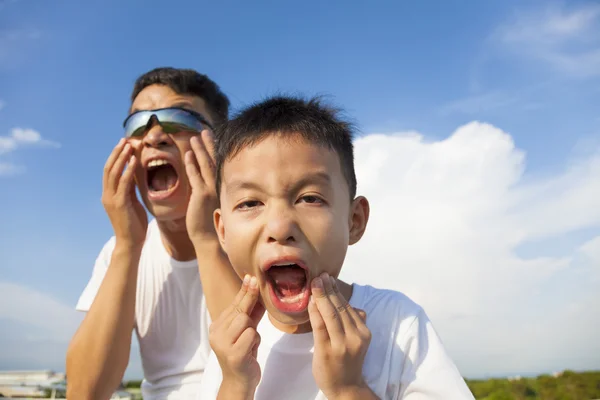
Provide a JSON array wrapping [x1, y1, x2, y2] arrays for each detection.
[[148, 159, 169, 168], [279, 292, 306, 304], [272, 262, 297, 267]]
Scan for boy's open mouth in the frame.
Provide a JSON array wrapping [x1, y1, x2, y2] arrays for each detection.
[[146, 159, 179, 199], [265, 262, 310, 314]]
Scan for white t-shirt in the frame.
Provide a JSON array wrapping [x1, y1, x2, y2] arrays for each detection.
[[76, 219, 212, 400], [197, 284, 474, 400]]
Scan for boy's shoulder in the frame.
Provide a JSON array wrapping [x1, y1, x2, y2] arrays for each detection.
[[350, 283, 425, 331]]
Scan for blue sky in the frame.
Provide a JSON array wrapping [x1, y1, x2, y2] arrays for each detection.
[[1, 0, 599, 380]]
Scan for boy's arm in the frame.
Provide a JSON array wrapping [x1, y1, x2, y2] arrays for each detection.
[[66, 242, 141, 400], [185, 132, 242, 321]]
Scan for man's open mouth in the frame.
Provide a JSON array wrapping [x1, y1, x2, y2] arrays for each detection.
[[265, 262, 310, 314], [146, 159, 179, 196]]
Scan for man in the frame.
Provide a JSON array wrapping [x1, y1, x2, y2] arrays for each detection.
[[66, 67, 240, 400]]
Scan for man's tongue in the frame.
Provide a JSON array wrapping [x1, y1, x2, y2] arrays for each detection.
[[269, 266, 306, 297], [150, 165, 177, 192]]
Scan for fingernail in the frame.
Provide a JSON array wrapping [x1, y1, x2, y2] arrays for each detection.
[[320, 272, 329, 280], [243, 275, 250, 285], [330, 276, 336, 286], [119, 138, 125, 145], [249, 276, 258, 289], [312, 277, 323, 289], [205, 129, 214, 139]]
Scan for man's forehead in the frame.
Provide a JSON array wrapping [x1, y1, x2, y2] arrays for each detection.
[[129, 85, 210, 119]]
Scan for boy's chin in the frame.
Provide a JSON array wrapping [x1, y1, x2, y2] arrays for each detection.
[[265, 303, 311, 330]]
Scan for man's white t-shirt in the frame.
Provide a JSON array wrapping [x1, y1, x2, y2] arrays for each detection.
[[197, 284, 474, 400], [76, 219, 211, 400]]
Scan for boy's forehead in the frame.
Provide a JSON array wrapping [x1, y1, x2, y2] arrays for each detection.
[[221, 135, 343, 189]]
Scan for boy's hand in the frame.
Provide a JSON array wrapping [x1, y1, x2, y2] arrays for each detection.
[[209, 275, 266, 395], [184, 131, 219, 243], [308, 273, 373, 400], [102, 138, 148, 248]]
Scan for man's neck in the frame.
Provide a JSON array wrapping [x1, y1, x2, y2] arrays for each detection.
[[156, 218, 196, 262]]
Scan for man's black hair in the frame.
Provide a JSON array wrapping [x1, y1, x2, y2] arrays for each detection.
[[215, 95, 357, 199], [131, 67, 230, 126]]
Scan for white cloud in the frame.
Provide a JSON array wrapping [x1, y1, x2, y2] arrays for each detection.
[[340, 121, 600, 377], [495, 3, 600, 77], [0, 281, 143, 378], [0, 127, 60, 175], [0, 282, 83, 343], [2, 121, 599, 378], [0, 99, 5, 111], [0, 162, 24, 176]]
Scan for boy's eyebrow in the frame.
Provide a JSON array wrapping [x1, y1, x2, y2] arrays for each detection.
[[225, 171, 332, 194]]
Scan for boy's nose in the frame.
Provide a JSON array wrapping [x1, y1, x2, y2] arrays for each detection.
[[265, 209, 298, 245]]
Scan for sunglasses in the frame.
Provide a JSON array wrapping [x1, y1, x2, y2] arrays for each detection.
[[122, 107, 213, 138]]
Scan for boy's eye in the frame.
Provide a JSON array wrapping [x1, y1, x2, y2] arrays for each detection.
[[298, 195, 324, 204], [236, 200, 261, 210]]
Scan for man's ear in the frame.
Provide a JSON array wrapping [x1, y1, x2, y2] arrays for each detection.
[[348, 196, 370, 245], [213, 208, 227, 250]]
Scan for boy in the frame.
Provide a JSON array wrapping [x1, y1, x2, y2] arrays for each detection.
[[193, 96, 475, 399]]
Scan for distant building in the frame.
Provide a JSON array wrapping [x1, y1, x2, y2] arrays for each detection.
[[0, 370, 133, 399]]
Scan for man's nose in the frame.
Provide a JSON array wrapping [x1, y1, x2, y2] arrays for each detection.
[[142, 117, 172, 148]]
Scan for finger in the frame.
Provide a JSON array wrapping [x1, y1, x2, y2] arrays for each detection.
[[190, 134, 216, 188], [310, 275, 345, 339], [103, 139, 126, 189], [234, 276, 259, 317], [184, 150, 202, 190], [326, 275, 357, 329], [249, 299, 266, 328], [118, 155, 137, 196], [109, 143, 132, 192], [202, 129, 217, 165], [308, 296, 329, 345], [234, 327, 261, 358], [226, 312, 254, 344], [353, 308, 367, 323]]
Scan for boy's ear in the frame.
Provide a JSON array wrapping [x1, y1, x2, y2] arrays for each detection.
[[213, 208, 227, 250], [348, 196, 370, 245]]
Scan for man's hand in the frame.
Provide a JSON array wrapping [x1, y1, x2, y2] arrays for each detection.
[[184, 131, 219, 243], [102, 138, 148, 248], [308, 273, 376, 400], [209, 275, 266, 398]]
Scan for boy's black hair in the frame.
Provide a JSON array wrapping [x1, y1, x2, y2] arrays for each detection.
[[215, 95, 357, 199], [131, 67, 230, 126]]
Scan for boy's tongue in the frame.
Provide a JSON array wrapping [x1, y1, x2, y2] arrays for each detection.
[[269, 266, 306, 296]]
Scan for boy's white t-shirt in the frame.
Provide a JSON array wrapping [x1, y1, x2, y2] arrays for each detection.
[[197, 284, 474, 400], [76, 219, 212, 400]]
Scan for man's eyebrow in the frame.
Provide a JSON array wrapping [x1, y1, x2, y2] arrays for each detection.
[[128, 102, 194, 115]]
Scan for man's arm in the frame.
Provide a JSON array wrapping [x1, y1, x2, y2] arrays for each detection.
[[184, 132, 243, 321], [67, 139, 148, 400], [66, 243, 142, 400], [193, 238, 242, 319]]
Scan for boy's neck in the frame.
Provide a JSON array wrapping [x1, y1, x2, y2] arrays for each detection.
[[157, 218, 196, 262], [269, 279, 354, 334]]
